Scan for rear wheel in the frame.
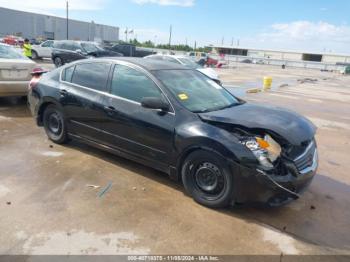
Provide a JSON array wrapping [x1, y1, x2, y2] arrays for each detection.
[[54, 57, 63, 67], [43, 105, 68, 144], [181, 150, 234, 208], [32, 50, 39, 60]]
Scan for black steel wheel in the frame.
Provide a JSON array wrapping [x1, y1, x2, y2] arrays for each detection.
[[43, 105, 68, 144], [182, 150, 234, 208]]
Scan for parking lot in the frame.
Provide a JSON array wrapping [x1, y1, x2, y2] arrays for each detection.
[[1, 62, 350, 255]]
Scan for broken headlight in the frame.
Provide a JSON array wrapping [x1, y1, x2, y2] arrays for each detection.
[[241, 134, 281, 169]]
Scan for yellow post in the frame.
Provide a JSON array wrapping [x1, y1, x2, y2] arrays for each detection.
[[263, 76, 272, 90]]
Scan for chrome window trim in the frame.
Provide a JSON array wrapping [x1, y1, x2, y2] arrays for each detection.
[[294, 140, 315, 162], [58, 60, 176, 115], [299, 149, 318, 175]]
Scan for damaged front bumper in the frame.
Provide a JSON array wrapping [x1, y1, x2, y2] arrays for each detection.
[[232, 147, 318, 206]]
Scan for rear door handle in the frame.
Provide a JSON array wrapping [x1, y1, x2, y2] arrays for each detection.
[[60, 89, 68, 96], [104, 106, 116, 111], [104, 106, 118, 115]]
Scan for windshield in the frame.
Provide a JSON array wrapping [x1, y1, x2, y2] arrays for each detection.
[[154, 69, 239, 113], [0, 45, 27, 59], [178, 58, 202, 69], [81, 43, 102, 53]]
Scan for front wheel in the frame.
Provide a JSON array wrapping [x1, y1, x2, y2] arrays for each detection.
[[181, 150, 234, 208], [43, 105, 69, 144]]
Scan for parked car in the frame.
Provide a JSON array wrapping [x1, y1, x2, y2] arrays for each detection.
[[32, 40, 55, 59], [188, 51, 208, 61], [145, 54, 221, 85], [51, 40, 123, 67], [106, 43, 155, 57], [28, 58, 318, 208], [0, 43, 36, 97]]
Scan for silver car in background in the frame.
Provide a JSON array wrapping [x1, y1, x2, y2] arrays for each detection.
[[0, 43, 36, 97], [144, 54, 222, 85]]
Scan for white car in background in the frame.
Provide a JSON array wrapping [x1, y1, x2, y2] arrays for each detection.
[[31, 40, 55, 59], [144, 54, 221, 85], [0, 43, 36, 97]]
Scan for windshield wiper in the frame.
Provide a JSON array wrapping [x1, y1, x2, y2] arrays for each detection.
[[194, 102, 243, 114]]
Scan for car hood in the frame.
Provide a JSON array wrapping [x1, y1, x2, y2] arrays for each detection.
[[198, 103, 316, 145], [197, 68, 219, 80]]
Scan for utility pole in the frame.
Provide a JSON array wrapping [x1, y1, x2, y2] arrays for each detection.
[[231, 37, 234, 46], [66, 1, 69, 40], [168, 25, 172, 51], [125, 27, 128, 42], [221, 36, 224, 46], [194, 41, 197, 51]]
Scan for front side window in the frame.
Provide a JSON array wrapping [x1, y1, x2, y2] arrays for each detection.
[[71, 63, 110, 91], [111, 64, 162, 103], [42, 41, 53, 47], [154, 69, 239, 113]]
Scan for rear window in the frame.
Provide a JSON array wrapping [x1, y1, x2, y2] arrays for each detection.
[[71, 63, 111, 92], [0, 45, 27, 59]]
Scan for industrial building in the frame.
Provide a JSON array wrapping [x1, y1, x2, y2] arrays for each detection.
[[0, 7, 119, 42], [211, 45, 350, 65]]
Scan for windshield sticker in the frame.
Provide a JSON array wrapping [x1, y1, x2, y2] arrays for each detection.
[[207, 80, 222, 89], [178, 93, 189, 100]]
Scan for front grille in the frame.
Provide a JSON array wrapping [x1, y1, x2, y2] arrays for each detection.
[[294, 141, 316, 171]]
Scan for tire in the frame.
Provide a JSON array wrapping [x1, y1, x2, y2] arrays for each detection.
[[32, 50, 39, 60], [43, 105, 69, 144], [54, 56, 63, 67], [181, 150, 234, 208]]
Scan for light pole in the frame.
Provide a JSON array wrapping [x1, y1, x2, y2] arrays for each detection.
[[66, 1, 69, 40], [168, 25, 172, 52]]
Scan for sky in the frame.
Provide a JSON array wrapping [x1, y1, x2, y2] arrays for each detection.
[[0, 0, 350, 54]]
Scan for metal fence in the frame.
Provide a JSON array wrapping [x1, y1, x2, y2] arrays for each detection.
[[208, 54, 346, 72]]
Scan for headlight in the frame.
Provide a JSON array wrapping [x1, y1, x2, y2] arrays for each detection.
[[241, 134, 281, 169]]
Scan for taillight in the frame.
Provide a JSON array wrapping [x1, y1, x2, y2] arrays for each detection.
[[28, 67, 48, 90], [29, 75, 40, 90]]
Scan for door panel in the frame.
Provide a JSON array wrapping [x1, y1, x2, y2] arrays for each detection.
[[98, 63, 175, 165], [60, 62, 111, 142], [100, 96, 175, 164]]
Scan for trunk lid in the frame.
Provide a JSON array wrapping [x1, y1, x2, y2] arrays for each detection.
[[0, 58, 36, 81]]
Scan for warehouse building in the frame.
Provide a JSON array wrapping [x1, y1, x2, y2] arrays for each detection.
[[212, 45, 350, 65], [0, 7, 119, 42]]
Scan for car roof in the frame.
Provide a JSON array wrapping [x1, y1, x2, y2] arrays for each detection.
[[103, 57, 189, 71], [149, 54, 188, 59]]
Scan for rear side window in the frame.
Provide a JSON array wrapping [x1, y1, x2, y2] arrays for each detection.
[[71, 63, 110, 92], [62, 66, 75, 82], [111, 64, 162, 103]]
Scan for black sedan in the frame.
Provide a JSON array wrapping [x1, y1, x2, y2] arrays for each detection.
[[51, 40, 122, 67], [28, 58, 318, 208]]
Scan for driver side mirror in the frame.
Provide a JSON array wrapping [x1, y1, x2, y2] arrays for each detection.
[[141, 97, 170, 112], [75, 49, 84, 54]]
